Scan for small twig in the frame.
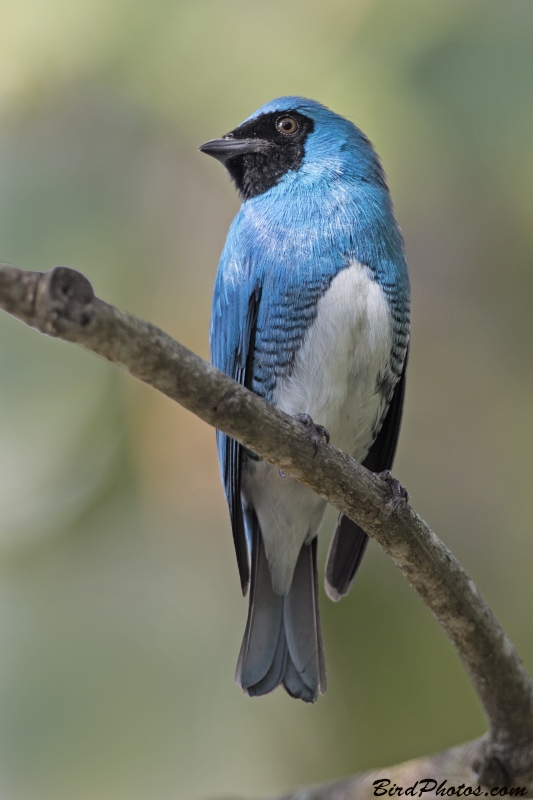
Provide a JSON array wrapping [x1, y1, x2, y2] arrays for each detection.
[[1, 262, 533, 788]]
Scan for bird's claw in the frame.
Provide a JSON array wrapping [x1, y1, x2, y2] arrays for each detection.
[[377, 470, 409, 516], [294, 413, 330, 457]]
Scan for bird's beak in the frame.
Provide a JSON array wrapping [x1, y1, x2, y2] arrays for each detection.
[[199, 136, 271, 163]]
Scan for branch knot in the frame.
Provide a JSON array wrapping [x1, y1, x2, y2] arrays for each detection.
[[35, 267, 95, 334]]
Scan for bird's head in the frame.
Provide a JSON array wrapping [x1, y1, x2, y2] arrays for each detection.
[[199, 97, 386, 202]]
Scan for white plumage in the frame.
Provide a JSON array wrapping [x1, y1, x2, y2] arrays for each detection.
[[242, 261, 392, 594]]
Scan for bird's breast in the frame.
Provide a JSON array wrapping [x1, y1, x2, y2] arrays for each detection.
[[273, 261, 393, 462]]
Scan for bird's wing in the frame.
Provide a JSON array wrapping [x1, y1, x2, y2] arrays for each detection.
[[362, 345, 409, 474], [210, 234, 262, 596], [325, 347, 408, 600]]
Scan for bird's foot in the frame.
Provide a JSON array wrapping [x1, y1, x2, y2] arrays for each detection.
[[377, 470, 409, 517], [294, 413, 330, 457]]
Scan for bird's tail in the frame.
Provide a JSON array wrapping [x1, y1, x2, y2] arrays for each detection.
[[236, 517, 326, 703]]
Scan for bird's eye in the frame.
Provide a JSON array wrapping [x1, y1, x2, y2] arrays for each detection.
[[276, 116, 298, 135]]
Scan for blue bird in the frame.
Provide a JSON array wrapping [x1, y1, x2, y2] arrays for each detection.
[[200, 97, 410, 703]]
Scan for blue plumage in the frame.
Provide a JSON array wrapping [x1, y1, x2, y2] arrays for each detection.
[[202, 97, 410, 702]]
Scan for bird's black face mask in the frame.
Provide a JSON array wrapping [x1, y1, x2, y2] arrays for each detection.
[[199, 111, 315, 200]]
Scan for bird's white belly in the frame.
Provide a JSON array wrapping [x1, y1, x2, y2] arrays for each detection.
[[242, 261, 392, 594], [275, 260, 392, 459]]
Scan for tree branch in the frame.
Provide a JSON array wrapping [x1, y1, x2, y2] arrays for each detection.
[[274, 742, 484, 800], [1, 262, 532, 790]]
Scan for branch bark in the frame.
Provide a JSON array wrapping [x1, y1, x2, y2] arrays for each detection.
[[1, 262, 532, 792], [274, 743, 485, 800]]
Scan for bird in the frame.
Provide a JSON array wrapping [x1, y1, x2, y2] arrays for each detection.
[[200, 97, 410, 703]]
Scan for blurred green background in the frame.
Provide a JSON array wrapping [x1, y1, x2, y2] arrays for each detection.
[[0, 0, 532, 798]]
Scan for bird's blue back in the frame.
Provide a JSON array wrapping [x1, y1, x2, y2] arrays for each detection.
[[210, 97, 409, 406]]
